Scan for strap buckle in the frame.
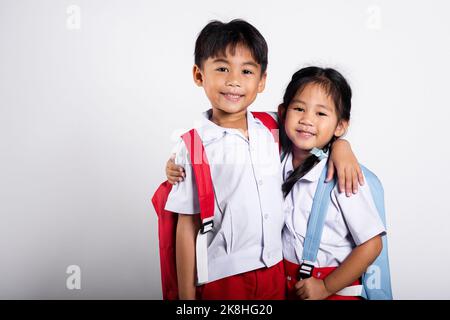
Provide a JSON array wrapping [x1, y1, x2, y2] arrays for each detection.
[[200, 220, 214, 234], [298, 262, 315, 280]]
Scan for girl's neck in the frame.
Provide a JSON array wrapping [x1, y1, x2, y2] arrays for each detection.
[[211, 108, 248, 138], [291, 146, 311, 170]]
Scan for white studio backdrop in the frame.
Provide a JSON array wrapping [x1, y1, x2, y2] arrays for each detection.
[[0, 0, 449, 299]]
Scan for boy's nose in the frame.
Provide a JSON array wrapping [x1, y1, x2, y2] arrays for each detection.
[[226, 72, 241, 87], [226, 81, 240, 87], [226, 79, 241, 87]]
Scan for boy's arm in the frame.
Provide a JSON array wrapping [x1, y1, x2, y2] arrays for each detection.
[[295, 235, 382, 300], [176, 214, 200, 300], [327, 139, 364, 197]]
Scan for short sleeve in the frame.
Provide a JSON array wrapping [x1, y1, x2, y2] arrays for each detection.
[[332, 176, 386, 246], [164, 139, 200, 215]]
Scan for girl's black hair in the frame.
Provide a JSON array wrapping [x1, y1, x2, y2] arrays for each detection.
[[194, 19, 268, 75], [280, 66, 352, 197]]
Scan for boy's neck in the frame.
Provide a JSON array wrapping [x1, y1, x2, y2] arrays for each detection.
[[291, 147, 311, 170], [211, 108, 249, 138]]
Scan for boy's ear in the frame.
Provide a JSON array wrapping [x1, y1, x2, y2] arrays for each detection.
[[257, 72, 267, 93], [193, 65, 203, 87], [334, 120, 349, 138]]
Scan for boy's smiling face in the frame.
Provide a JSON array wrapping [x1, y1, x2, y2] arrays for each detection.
[[193, 44, 267, 116]]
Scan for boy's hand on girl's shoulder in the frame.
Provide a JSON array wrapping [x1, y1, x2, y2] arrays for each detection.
[[295, 277, 331, 300], [166, 155, 185, 185], [326, 139, 365, 197]]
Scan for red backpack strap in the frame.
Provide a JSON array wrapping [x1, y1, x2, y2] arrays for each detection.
[[181, 129, 214, 233], [251, 111, 280, 151]]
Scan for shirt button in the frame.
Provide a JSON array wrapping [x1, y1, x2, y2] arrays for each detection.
[[266, 253, 271, 259], [264, 214, 269, 220], [258, 179, 263, 185]]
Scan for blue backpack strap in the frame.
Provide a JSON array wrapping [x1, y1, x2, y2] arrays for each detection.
[[300, 165, 336, 279], [360, 166, 393, 300], [301, 164, 393, 299]]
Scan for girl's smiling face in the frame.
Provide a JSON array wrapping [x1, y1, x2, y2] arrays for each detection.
[[284, 83, 348, 155]]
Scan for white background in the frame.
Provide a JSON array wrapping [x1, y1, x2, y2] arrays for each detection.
[[1, 0, 449, 299]]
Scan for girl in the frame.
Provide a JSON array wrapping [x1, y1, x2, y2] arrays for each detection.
[[279, 66, 385, 300]]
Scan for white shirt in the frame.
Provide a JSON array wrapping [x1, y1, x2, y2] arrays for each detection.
[[281, 152, 386, 267], [165, 109, 284, 283]]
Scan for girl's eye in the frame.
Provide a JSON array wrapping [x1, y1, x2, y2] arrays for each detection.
[[293, 107, 305, 112], [318, 112, 327, 116], [216, 67, 229, 72], [242, 69, 253, 75]]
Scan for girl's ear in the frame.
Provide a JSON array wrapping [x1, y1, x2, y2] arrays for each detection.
[[334, 120, 349, 138], [193, 65, 203, 87]]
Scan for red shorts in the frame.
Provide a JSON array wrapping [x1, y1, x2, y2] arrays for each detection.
[[284, 259, 362, 300], [196, 261, 286, 300]]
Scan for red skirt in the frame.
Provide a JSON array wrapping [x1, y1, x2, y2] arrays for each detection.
[[284, 259, 362, 300]]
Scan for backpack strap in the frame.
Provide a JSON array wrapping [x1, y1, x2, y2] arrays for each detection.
[[301, 165, 391, 299], [359, 166, 393, 300], [300, 166, 364, 296], [251, 112, 280, 149], [180, 129, 214, 284], [300, 165, 335, 279], [181, 129, 215, 230]]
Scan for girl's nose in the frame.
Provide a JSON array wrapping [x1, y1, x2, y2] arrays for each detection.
[[299, 114, 313, 126]]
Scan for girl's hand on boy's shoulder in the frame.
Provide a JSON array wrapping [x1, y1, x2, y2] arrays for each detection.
[[295, 277, 331, 300], [326, 139, 365, 197], [166, 155, 186, 185]]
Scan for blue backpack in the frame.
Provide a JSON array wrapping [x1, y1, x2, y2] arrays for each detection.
[[302, 164, 393, 300]]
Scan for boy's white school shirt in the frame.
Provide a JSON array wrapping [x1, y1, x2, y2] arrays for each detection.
[[281, 152, 386, 267], [165, 109, 284, 284]]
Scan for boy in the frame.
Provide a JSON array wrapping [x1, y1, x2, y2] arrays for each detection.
[[165, 19, 286, 300]]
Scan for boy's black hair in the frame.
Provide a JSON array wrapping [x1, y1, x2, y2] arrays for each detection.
[[279, 66, 352, 197], [194, 19, 268, 75]]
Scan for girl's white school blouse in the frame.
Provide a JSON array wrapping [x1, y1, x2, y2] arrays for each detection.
[[281, 152, 386, 267], [165, 109, 284, 284]]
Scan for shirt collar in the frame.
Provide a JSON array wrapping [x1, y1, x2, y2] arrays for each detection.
[[282, 151, 328, 183], [196, 109, 261, 144]]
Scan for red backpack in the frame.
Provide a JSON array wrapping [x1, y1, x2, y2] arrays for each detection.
[[151, 112, 279, 300]]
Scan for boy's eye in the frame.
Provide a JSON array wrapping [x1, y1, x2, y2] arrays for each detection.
[[216, 67, 229, 72], [318, 112, 327, 116], [242, 69, 253, 75], [293, 107, 305, 112]]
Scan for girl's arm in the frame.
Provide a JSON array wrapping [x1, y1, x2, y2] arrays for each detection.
[[327, 139, 364, 197], [166, 155, 186, 185], [176, 214, 200, 300], [295, 235, 382, 300], [166, 139, 362, 193]]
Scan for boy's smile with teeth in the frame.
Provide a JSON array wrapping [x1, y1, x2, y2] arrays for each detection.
[[221, 92, 245, 102], [192, 44, 266, 117]]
